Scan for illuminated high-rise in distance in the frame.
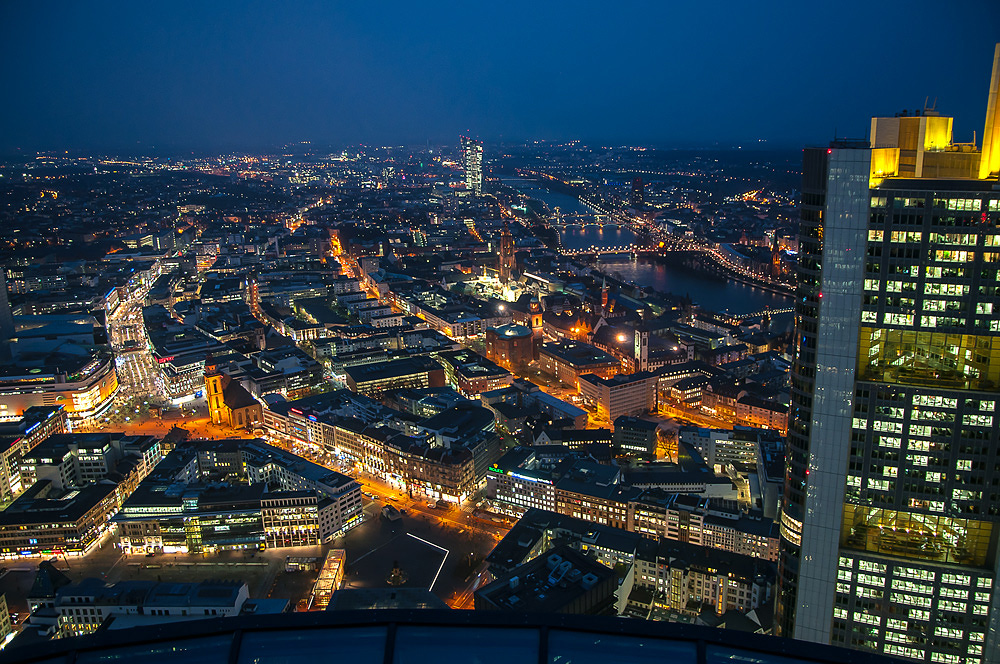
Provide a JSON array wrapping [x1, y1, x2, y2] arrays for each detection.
[[461, 135, 483, 195], [631, 176, 644, 210], [777, 44, 1000, 663]]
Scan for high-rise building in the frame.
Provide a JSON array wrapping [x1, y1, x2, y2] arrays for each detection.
[[777, 45, 1000, 664], [631, 176, 644, 209], [461, 136, 483, 195], [0, 269, 12, 362], [498, 221, 516, 283], [0, 268, 12, 341]]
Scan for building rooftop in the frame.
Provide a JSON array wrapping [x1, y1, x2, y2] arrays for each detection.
[[613, 416, 659, 432], [0, 480, 119, 526], [650, 538, 775, 584], [344, 356, 442, 384], [487, 508, 643, 573], [579, 371, 656, 389], [21, 432, 120, 463], [488, 323, 532, 338], [539, 340, 618, 367], [437, 349, 509, 379], [475, 545, 615, 614]]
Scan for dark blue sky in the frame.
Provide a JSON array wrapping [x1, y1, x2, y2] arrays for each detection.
[[2, 1, 998, 153]]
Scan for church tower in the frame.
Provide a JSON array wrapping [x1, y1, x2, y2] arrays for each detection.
[[633, 326, 648, 372], [530, 295, 542, 359], [498, 221, 516, 283], [204, 358, 226, 425]]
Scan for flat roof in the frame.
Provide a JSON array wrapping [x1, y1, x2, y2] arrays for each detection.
[[344, 356, 441, 383], [539, 340, 617, 368], [476, 545, 614, 613]]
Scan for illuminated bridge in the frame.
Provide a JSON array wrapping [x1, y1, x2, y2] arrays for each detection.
[[547, 217, 631, 230], [734, 305, 796, 321], [561, 245, 637, 257], [544, 209, 632, 229]]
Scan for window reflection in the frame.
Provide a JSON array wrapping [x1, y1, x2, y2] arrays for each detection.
[[393, 627, 538, 664], [77, 636, 232, 664], [238, 628, 386, 664], [706, 645, 804, 664], [549, 630, 696, 664]]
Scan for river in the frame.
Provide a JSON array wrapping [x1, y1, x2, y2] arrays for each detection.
[[596, 256, 790, 316], [504, 176, 792, 317]]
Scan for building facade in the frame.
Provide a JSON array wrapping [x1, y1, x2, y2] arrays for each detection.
[[485, 324, 534, 373], [778, 50, 1000, 664], [461, 136, 484, 196], [0, 354, 118, 423], [578, 372, 657, 423]]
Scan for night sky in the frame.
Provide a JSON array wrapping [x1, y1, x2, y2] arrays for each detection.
[[2, 1, 998, 154]]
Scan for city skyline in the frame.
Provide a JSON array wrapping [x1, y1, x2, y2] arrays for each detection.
[[1, 1, 998, 154], [4, 3, 1000, 661]]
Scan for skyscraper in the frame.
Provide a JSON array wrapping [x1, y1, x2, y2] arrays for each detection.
[[460, 136, 483, 196], [777, 45, 1000, 664], [0, 269, 12, 363], [0, 268, 12, 342], [631, 176, 644, 209]]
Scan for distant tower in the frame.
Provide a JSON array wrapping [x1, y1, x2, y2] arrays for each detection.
[[498, 221, 516, 283], [0, 268, 12, 342], [460, 136, 484, 196], [600, 277, 608, 317], [0, 268, 12, 363], [630, 177, 644, 210], [633, 326, 648, 372], [530, 296, 542, 359]]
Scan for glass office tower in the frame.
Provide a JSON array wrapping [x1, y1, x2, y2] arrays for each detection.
[[777, 45, 1000, 664], [460, 135, 483, 196]]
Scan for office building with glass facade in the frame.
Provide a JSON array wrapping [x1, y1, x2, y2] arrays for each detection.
[[460, 135, 483, 196], [777, 45, 1000, 664]]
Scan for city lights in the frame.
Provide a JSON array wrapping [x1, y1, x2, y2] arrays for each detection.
[[4, 8, 995, 659]]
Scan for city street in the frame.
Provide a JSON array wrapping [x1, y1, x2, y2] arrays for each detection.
[[658, 403, 734, 430]]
